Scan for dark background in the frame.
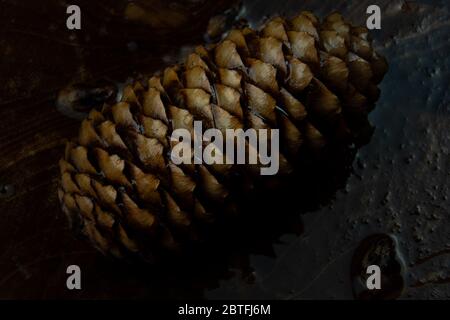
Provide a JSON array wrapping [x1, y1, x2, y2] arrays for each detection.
[[0, 0, 449, 299]]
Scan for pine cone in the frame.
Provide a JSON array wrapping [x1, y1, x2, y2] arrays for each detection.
[[58, 12, 388, 261]]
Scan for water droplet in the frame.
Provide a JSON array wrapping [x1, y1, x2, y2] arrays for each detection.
[[127, 41, 138, 52], [351, 234, 405, 300], [0, 184, 15, 199]]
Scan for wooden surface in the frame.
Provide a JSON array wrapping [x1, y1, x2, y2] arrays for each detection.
[[0, 0, 449, 299]]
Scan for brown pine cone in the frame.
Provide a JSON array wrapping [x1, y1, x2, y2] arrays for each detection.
[[58, 11, 388, 261]]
